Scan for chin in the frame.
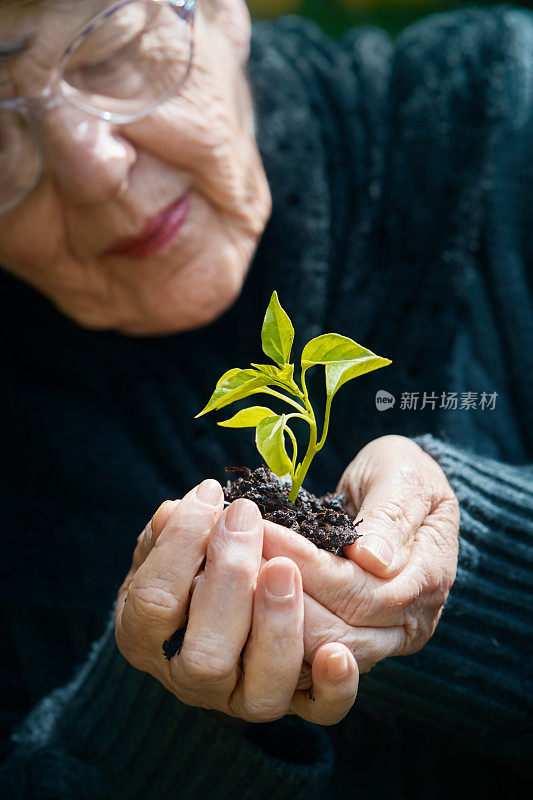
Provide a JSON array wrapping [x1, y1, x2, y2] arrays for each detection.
[[111, 258, 248, 337]]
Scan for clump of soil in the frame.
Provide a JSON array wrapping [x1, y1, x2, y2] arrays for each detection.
[[223, 466, 362, 555]]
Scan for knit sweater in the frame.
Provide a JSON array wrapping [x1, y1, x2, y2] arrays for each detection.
[[1, 6, 532, 799]]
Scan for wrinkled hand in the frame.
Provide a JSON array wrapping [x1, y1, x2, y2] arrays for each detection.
[[263, 435, 460, 682], [115, 480, 358, 725]]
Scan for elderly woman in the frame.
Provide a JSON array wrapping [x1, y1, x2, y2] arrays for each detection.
[[0, 0, 531, 797]]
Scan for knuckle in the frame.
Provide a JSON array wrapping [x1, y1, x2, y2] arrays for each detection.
[[127, 584, 182, 625], [402, 606, 421, 649], [179, 642, 236, 687], [211, 551, 257, 585], [372, 499, 413, 534], [423, 517, 454, 552], [426, 497, 460, 545], [402, 593, 443, 654], [403, 616, 434, 655], [442, 492, 461, 529], [397, 464, 425, 496], [241, 698, 285, 723], [431, 572, 453, 608], [418, 547, 456, 601]]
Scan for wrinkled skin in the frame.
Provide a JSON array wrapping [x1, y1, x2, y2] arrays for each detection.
[[0, 0, 271, 334], [116, 484, 359, 725], [1, 1, 461, 725], [119, 436, 459, 718], [264, 435, 460, 686]]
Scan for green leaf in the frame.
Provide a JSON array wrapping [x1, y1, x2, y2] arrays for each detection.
[[195, 369, 273, 417], [261, 291, 294, 367], [325, 356, 391, 401], [218, 406, 276, 428], [301, 333, 391, 400], [301, 333, 377, 368], [255, 414, 293, 478], [216, 368, 240, 387]]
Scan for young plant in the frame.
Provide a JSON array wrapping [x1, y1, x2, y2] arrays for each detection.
[[196, 292, 391, 503]]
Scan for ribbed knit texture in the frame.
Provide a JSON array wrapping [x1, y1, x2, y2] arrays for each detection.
[[1, 6, 532, 798], [3, 607, 332, 800], [362, 434, 533, 761]]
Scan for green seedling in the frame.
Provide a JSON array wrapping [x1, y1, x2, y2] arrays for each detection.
[[196, 292, 391, 503]]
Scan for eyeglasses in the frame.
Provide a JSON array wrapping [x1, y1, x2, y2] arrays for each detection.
[[0, 0, 196, 215]]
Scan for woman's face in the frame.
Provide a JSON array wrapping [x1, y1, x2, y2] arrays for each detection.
[[0, 0, 271, 334]]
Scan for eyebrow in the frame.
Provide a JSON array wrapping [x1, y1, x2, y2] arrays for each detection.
[[0, 37, 33, 63]]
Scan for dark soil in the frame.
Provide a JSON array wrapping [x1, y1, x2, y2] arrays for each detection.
[[223, 466, 362, 556]]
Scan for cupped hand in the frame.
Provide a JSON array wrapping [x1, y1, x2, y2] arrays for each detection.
[[115, 480, 358, 725], [263, 435, 460, 679]]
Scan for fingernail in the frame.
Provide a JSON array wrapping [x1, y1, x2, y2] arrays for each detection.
[[326, 651, 349, 683], [145, 520, 153, 549], [225, 499, 259, 532], [266, 561, 295, 598], [150, 499, 176, 545], [196, 479, 222, 506], [359, 534, 394, 568]]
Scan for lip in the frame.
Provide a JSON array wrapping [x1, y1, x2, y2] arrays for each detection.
[[104, 192, 191, 259]]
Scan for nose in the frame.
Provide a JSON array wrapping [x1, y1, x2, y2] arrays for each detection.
[[41, 102, 136, 203]]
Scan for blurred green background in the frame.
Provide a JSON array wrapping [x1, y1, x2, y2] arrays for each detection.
[[247, 1, 530, 37]]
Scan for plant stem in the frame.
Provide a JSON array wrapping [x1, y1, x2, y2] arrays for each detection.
[[288, 368, 317, 502], [316, 395, 332, 451], [284, 424, 298, 474], [285, 412, 311, 424], [288, 421, 317, 502]]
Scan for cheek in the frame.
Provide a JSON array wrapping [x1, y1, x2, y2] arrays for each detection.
[[0, 184, 65, 272], [126, 85, 236, 181], [123, 39, 253, 206]]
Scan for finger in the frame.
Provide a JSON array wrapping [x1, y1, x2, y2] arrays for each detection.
[[339, 436, 448, 578], [290, 643, 358, 725], [344, 469, 432, 578], [264, 519, 432, 628], [293, 588, 406, 671], [230, 558, 304, 722], [117, 499, 180, 601], [171, 499, 263, 704], [117, 479, 223, 658], [151, 499, 180, 544], [263, 520, 381, 624], [138, 499, 180, 566], [301, 592, 406, 672]]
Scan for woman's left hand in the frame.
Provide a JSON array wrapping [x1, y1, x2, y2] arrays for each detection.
[[262, 435, 460, 680]]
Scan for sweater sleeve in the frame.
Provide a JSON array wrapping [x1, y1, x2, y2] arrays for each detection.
[[0, 606, 333, 800], [358, 434, 533, 761]]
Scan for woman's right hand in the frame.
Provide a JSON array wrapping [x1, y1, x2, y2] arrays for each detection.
[[115, 479, 358, 725]]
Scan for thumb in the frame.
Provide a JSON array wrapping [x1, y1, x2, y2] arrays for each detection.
[[344, 474, 430, 578]]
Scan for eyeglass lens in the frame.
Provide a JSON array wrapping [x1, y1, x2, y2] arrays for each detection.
[[0, 0, 193, 214]]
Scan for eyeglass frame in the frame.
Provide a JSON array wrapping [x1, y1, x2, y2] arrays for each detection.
[[0, 0, 196, 214]]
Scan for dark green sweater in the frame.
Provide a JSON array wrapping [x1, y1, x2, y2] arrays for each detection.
[[1, 7, 532, 798]]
